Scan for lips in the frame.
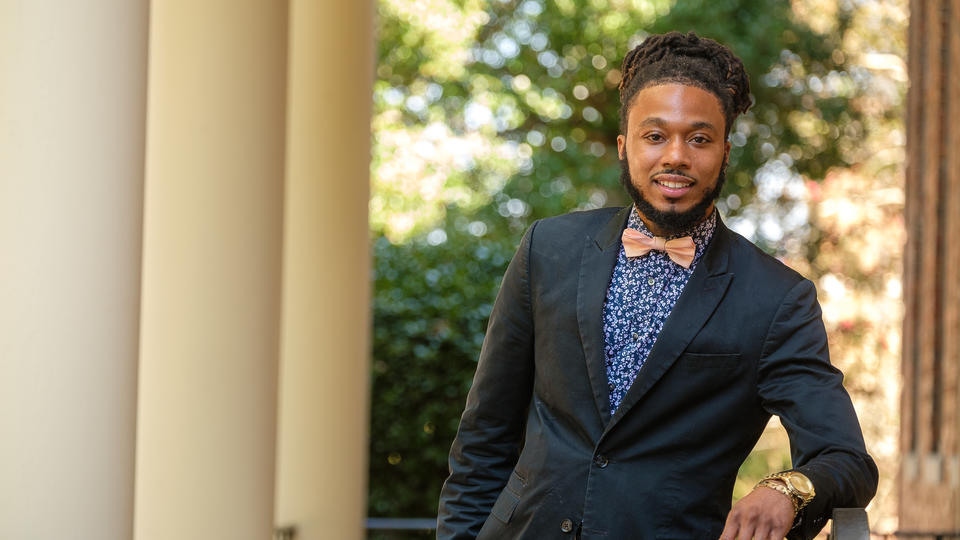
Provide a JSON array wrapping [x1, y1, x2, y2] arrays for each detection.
[[652, 174, 694, 197]]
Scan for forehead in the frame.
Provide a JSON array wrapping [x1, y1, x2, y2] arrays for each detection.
[[626, 83, 726, 130]]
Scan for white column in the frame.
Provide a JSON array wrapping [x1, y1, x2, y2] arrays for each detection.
[[273, 1, 375, 538], [0, 2, 148, 538], [133, 2, 287, 539]]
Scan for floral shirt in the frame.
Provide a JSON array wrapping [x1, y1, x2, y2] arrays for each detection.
[[602, 208, 717, 412]]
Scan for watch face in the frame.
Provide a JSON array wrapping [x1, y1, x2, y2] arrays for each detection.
[[787, 473, 814, 495]]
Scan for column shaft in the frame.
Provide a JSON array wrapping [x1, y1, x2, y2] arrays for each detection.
[[0, 1, 148, 537], [273, 1, 375, 538], [134, 2, 287, 538]]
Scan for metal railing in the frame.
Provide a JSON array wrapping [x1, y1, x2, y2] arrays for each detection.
[[829, 508, 870, 540], [273, 508, 896, 539], [366, 518, 438, 531], [893, 533, 960, 539], [274, 519, 436, 539]]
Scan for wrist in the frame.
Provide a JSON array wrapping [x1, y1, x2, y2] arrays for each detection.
[[757, 470, 816, 513], [755, 478, 799, 515]]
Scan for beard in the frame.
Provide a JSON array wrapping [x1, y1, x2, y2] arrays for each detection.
[[619, 154, 726, 236]]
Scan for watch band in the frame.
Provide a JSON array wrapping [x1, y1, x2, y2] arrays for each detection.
[[756, 479, 800, 514], [760, 471, 816, 512]]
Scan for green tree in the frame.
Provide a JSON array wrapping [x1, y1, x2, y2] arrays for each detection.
[[368, 0, 898, 522]]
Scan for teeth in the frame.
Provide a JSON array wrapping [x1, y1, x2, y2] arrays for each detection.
[[660, 180, 689, 189]]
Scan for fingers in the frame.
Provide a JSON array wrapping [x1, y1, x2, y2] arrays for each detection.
[[718, 523, 782, 539], [719, 487, 794, 539], [720, 516, 787, 539], [719, 523, 786, 539], [719, 507, 752, 540], [717, 515, 738, 540], [718, 517, 771, 539]]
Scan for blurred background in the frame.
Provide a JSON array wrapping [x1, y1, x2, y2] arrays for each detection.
[[368, 0, 907, 536], [5, 0, 958, 539]]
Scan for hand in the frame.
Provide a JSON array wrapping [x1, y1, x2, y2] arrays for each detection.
[[718, 484, 795, 540]]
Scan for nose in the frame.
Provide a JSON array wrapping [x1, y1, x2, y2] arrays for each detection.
[[661, 137, 690, 170]]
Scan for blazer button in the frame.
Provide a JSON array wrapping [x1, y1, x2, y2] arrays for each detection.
[[594, 455, 608, 468], [560, 519, 575, 533]]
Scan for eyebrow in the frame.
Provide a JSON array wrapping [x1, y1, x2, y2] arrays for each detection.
[[638, 117, 719, 132]]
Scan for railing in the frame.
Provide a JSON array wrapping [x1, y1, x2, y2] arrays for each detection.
[[274, 519, 436, 539], [366, 517, 438, 531], [274, 509, 888, 539], [829, 508, 870, 540], [893, 534, 960, 539]]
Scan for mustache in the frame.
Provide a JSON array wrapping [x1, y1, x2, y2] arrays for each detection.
[[615, 157, 698, 183], [651, 169, 696, 181]]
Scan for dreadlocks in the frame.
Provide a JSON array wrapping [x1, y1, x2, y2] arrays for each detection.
[[618, 31, 752, 136]]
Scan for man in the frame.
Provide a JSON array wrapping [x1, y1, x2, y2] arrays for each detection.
[[437, 31, 877, 539]]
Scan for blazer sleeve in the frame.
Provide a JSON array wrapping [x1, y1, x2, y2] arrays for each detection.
[[756, 278, 879, 540], [436, 222, 538, 539]]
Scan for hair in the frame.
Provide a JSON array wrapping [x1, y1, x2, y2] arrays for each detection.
[[618, 31, 752, 136]]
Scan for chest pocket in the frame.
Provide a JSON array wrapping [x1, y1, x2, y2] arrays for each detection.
[[675, 352, 741, 371]]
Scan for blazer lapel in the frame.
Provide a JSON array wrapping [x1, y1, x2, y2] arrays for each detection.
[[577, 206, 631, 426], [603, 219, 735, 434]]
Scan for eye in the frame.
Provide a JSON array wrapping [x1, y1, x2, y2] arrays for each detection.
[[689, 135, 711, 144], [643, 133, 665, 142]]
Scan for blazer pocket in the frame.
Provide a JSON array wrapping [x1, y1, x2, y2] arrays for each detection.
[[677, 352, 741, 370], [490, 471, 525, 524]]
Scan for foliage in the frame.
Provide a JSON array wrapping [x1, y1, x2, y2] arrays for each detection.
[[783, 167, 905, 532], [371, 0, 885, 246], [370, 219, 515, 517], [369, 0, 906, 522]]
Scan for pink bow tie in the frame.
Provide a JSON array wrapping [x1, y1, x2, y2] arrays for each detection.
[[621, 229, 696, 269]]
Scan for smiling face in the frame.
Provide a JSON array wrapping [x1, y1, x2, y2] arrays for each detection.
[[617, 83, 731, 236]]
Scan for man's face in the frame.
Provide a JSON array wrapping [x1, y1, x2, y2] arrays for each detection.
[[616, 83, 730, 236]]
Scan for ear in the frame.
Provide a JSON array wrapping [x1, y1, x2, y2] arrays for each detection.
[[617, 134, 626, 160], [724, 140, 731, 163]]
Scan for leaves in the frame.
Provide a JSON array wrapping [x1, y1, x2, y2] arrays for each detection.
[[369, 0, 906, 520]]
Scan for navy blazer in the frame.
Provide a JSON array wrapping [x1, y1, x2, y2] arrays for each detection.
[[437, 206, 877, 540]]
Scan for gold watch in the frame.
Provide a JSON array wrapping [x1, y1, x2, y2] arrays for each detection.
[[756, 479, 798, 514], [759, 471, 816, 512]]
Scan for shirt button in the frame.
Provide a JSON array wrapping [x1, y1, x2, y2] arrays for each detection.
[[594, 455, 609, 468], [631, 332, 639, 341], [560, 519, 575, 533], [647, 277, 656, 286]]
